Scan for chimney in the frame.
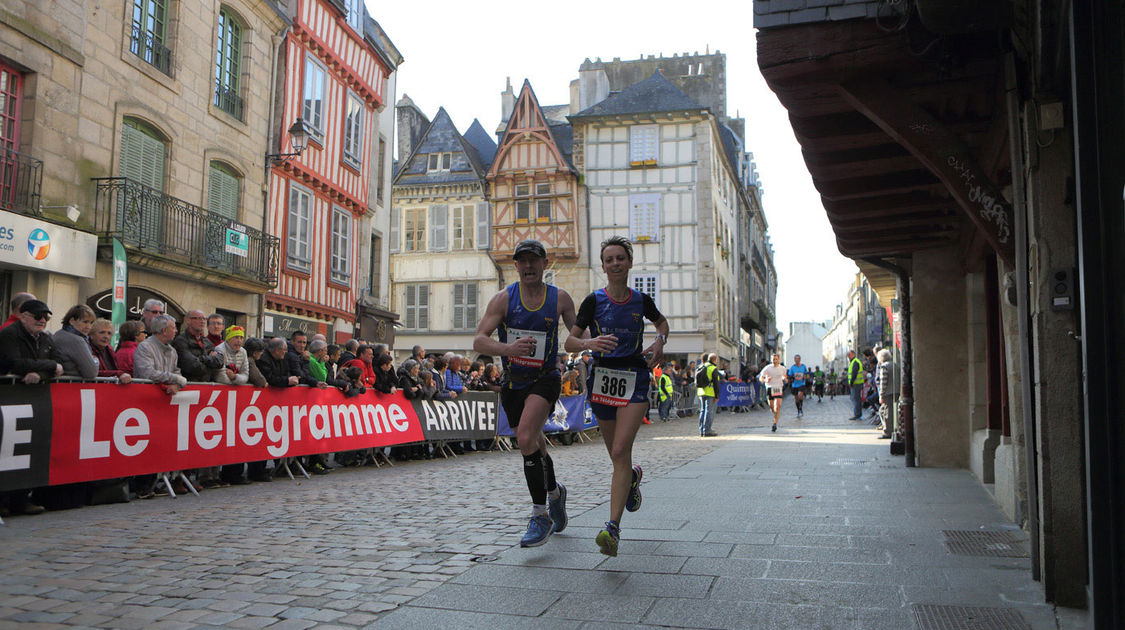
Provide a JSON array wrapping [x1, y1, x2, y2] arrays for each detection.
[[578, 66, 609, 111], [501, 77, 515, 124]]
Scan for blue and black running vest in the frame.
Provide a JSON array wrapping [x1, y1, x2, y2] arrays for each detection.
[[498, 282, 559, 388], [588, 288, 647, 367]]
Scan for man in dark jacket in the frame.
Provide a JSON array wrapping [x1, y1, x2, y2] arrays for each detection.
[[0, 299, 61, 516], [257, 337, 299, 388], [285, 330, 318, 386], [338, 338, 359, 366], [172, 310, 223, 381]]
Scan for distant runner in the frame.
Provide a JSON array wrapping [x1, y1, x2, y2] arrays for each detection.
[[787, 354, 809, 418], [758, 353, 787, 432], [813, 366, 825, 402]]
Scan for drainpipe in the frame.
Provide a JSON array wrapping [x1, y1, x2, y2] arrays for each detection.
[[862, 257, 915, 467], [260, 25, 290, 337]]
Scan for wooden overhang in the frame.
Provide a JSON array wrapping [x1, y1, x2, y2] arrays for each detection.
[[758, 18, 1014, 269]]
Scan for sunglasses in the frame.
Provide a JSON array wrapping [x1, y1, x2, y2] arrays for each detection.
[[31, 313, 50, 321]]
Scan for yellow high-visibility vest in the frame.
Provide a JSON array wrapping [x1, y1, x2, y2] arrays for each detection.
[[848, 357, 866, 385]]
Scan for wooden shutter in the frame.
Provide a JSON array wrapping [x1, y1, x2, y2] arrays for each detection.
[[453, 283, 464, 329], [418, 285, 429, 329], [121, 120, 165, 191], [389, 207, 400, 253], [430, 204, 447, 251], [404, 284, 415, 328], [476, 202, 490, 249], [208, 163, 238, 219], [466, 282, 478, 325]]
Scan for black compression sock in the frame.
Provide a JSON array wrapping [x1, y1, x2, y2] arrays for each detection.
[[522, 452, 548, 505], [542, 450, 557, 492]]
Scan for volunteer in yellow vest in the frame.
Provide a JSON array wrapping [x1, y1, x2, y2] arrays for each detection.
[[847, 349, 866, 420], [657, 363, 676, 422], [696, 353, 721, 437]]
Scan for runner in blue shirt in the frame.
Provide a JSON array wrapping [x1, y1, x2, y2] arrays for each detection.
[[566, 236, 670, 557], [787, 354, 810, 418], [474, 240, 578, 548]]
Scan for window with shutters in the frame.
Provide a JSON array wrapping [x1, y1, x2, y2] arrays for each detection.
[[632, 274, 658, 302], [404, 208, 426, 252], [628, 193, 660, 242], [426, 152, 452, 172], [342, 91, 363, 168], [404, 284, 429, 329], [429, 205, 448, 251], [130, 0, 173, 76], [119, 118, 167, 247], [629, 125, 658, 166], [452, 283, 478, 330], [214, 8, 243, 120], [330, 207, 351, 285], [451, 205, 473, 250], [207, 162, 240, 219], [475, 202, 490, 249], [302, 55, 326, 139], [375, 136, 387, 204], [286, 185, 312, 272], [0, 64, 23, 210]]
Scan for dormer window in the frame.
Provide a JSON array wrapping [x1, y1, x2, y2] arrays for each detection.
[[427, 152, 452, 172], [345, 0, 363, 32]]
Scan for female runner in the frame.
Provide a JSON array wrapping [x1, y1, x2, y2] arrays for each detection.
[[565, 236, 670, 556]]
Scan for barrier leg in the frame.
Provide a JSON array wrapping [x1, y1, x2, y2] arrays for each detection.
[[161, 473, 177, 498], [292, 459, 311, 479], [376, 449, 394, 467], [280, 460, 295, 480], [178, 472, 200, 497]]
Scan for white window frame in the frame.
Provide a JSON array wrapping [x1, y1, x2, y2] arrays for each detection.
[[426, 152, 452, 172], [404, 207, 426, 252], [330, 206, 351, 285], [345, 0, 363, 32], [536, 198, 551, 222], [302, 55, 327, 139], [286, 185, 312, 272], [452, 282, 478, 330], [632, 274, 659, 302], [629, 125, 658, 165], [342, 91, 364, 168], [404, 284, 429, 330], [451, 205, 474, 250], [629, 193, 660, 243]]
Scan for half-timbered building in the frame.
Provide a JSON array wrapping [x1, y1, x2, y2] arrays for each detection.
[[389, 101, 497, 360], [265, 0, 394, 342], [487, 80, 588, 301]]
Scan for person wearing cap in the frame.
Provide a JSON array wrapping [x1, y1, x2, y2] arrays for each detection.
[[2, 292, 36, 329], [474, 239, 578, 549], [0, 299, 61, 516], [213, 325, 250, 385]]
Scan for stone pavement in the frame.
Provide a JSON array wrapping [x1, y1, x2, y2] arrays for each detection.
[[0, 393, 1088, 629]]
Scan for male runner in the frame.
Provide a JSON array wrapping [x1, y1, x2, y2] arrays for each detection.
[[787, 354, 810, 417], [827, 368, 838, 400], [813, 366, 825, 402], [474, 240, 577, 547], [758, 353, 787, 432]]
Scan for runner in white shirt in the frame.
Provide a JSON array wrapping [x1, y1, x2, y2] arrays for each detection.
[[758, 353, 788, 433]]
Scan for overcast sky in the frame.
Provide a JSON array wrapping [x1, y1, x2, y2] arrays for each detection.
[[370, 0, 860, 336]]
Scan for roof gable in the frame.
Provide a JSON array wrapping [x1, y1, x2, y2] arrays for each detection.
[[489, 80, 576, 177], [570, 70, 706, 119], [393, 107, 488, 186], [463, 119, 498, 168]]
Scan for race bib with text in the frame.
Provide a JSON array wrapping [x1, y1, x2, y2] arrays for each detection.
[[591, 367, 638, 407], [506, 328, 547, 368]]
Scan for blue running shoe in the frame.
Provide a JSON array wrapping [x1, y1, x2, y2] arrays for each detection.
[[548, 483, 568, 533], [520, 514, 554, 548], [596, 520, 620, 557], [625, 465, 643, 512]]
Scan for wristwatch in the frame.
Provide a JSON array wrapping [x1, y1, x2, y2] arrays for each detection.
[[656, 334, 668, 344]]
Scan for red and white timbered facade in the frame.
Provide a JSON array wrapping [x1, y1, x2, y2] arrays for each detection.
[[487, 81, 581, 266], [266, 0, 389, 338]]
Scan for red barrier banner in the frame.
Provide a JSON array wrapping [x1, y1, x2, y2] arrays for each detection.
[[46, 383, 426, 485]]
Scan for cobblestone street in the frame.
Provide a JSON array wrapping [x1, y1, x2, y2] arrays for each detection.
[[0, 395, 1086, 629]]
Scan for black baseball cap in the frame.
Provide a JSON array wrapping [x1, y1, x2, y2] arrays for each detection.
[[19, 300, 51, 315], [513, 239, 546, 259]]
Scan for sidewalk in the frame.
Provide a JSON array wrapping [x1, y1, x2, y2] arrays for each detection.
[[374, 396, 1088, 630]]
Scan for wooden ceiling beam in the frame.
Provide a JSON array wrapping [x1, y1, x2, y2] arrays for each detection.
[[832, 213, 961, 233], [814, 170, 941, 201], [837, 78, 1015, 265]]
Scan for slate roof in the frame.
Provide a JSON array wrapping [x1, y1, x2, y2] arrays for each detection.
[[540, 105, 571, 125], [718, 123, 742, 175], [393, 107, 488, 187], [548, 124, 575, 170], [570, 70, 707, 119], [463, 119, 498, 168]]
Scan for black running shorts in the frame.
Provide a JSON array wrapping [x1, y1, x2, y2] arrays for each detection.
[[500, 376, 562, 428]]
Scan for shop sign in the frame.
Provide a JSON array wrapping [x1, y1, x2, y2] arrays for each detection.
[[0, 212, 97, 278]]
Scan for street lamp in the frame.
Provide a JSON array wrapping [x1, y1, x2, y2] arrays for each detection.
[[265, 118, 313, 166]]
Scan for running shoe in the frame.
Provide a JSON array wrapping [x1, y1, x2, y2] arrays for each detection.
[[549, 483, 568, 533], [596, 521, 620, 557], [520, 514, 554, 548], [625, 465, 643, 512], [772, 423, 778, 432]]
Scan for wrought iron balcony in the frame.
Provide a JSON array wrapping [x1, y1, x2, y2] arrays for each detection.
[[0, 147, 43, 215], [129, 25, 173, 76], [214, 84, 244, 120], [93, 177, 278, 286]]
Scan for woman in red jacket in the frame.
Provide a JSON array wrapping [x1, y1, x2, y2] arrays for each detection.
[[114, 320, 146, 375]]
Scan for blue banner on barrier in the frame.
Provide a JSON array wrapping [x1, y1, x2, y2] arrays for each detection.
[[497, 394, 594, 436], [718, 382, 754, 407]]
